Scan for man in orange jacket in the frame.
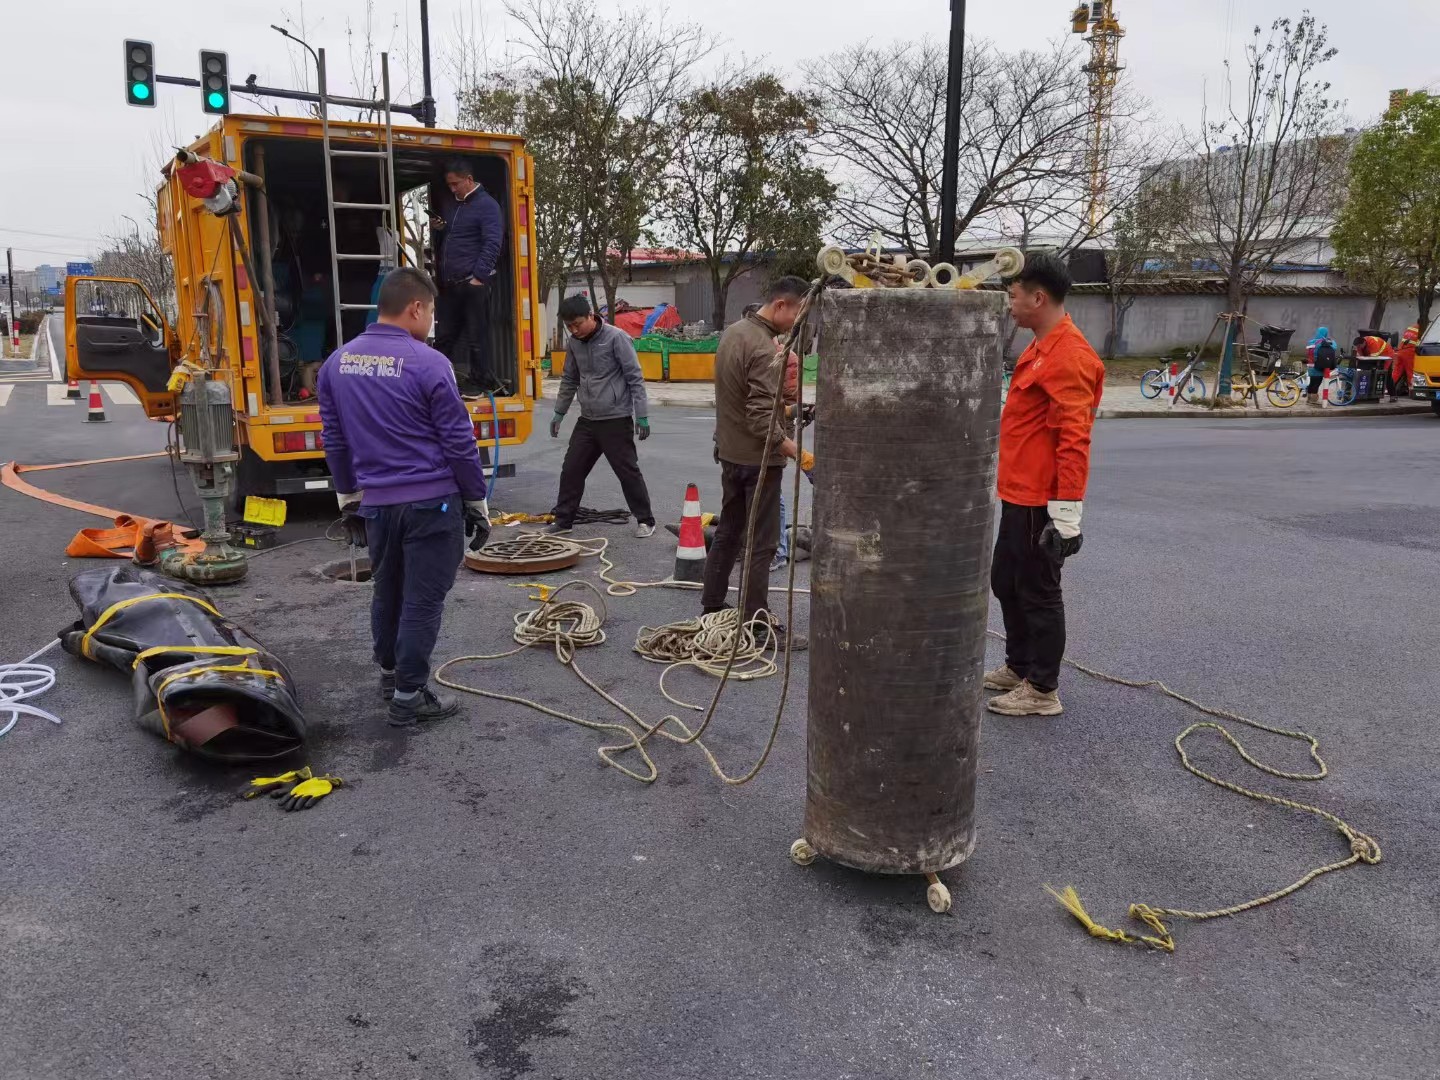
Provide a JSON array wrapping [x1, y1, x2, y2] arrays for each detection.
[[1353, 333, 1396, 399], [985, 253, 1105, 717], [1394, 325, 1419, 397]]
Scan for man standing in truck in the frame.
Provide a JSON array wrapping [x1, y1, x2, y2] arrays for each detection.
[[432, 159, 506, 397], [319, 267, 492, 727]]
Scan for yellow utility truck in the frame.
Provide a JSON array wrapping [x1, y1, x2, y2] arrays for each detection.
[[66, 112, 542, 504], [1413, 317, 1440, 417]]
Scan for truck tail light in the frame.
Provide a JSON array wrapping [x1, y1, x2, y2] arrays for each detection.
[[273, 431, 321, 453], [473, 419, 517, 441]]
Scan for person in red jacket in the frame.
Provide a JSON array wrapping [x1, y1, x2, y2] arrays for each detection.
[[985, 253, 1105, 717], [1353, 334, 1396, 399], [1394, 325, 1419, 397]]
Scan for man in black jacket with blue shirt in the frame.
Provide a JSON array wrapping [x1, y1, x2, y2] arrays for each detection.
[[432, 158, 506, 396], [548, 295, 655, 538]]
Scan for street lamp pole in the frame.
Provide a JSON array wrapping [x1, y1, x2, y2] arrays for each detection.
[[937, 0, 966, 265]]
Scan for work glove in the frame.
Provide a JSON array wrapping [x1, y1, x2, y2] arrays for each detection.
[[464, 499, 492, 552], [636, 417, 650, 441], [238, 766, 312, 799], [1041, 500, 1084, 564], [799, 450, 815, 474], [337, 492, 368, 548], [274, 774, 343, 811], [550, 412, 564, 438]]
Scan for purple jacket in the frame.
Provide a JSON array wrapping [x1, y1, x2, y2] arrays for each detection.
[[318, 323, 487, 506]]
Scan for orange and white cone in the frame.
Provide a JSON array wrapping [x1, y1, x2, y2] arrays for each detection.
[[85, 380, 109, 423], [673, 483, 706, 583]]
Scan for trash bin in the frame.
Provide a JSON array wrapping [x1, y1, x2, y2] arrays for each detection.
[[1349, 357, 1387, 402]]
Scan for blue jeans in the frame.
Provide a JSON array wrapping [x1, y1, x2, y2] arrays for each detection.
[[776, 487, 790, 562], [362, 496, 465, 693]]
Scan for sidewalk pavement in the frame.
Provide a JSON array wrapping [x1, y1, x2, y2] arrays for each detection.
[[539, 377, 1433, 419]]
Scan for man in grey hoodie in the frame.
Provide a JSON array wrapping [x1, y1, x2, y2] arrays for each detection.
[[548, 295, 655, 537]]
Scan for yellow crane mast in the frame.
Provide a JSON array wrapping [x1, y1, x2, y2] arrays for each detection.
[[1071, 1, 1125, 230]]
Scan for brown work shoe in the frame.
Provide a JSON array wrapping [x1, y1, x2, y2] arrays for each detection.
[[983, 664, 1023, 692], [986, 680, 1063, 717]]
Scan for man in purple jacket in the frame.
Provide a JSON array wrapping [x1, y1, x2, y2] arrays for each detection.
[[318, 268, 492, 726], [432, 159, 506, 397]]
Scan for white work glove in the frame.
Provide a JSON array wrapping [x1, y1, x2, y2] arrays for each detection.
[[1041, 500, 1083, 564], [1046, 500, 1082, 539], [337, 491, 363, 511]]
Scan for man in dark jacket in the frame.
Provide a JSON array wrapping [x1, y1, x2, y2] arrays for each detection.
[[319, 268, 491, 727], [701, 276, 808, 650], [547, 295, 655, 537], [432, 159, 506, 396]]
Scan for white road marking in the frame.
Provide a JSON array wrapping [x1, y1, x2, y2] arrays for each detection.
[[46, 383, 75, 406], [105, 383, 140, 406], [0, 385, 12, 407]]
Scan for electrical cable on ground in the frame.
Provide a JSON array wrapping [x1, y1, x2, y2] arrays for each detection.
[[0, 639, 63, 740], [991, 629, 1384, 951]]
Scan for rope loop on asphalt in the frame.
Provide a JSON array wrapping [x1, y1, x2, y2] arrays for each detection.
[[1015, 628, 1383, 952]]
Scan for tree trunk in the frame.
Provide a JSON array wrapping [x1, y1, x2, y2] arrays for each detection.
[[1218, 277, 1244, 397], [1104, 292, 1120, 359], [711, 266, 727, 334], [1418, 285, 1435, 334], [1368, 296, 1388, 328]]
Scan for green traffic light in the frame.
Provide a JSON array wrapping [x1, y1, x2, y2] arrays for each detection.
[[207, 91, 226, 109], [131, 83, 151, 101]]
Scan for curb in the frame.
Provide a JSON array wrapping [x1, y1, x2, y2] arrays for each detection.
[[1098, 403, 1431, 419]]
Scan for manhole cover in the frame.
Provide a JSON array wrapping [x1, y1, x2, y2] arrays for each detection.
[[316, 556, 373, 583], [464, 536, 582, 575]]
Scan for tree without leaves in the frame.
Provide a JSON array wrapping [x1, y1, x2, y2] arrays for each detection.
[[661, 73, 836, 332], [1170, 14, 1347, 360], [1097, 174, 1187, 358], [803, 38, 1143, 262], [502, 0, 713, 324], [1334, 91, 1440, 331]]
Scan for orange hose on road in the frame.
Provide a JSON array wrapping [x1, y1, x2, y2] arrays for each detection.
[[1, 453, 204, 556]]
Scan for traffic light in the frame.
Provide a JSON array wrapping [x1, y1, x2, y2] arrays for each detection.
[[200, 50, 230, 114], [125, 40, 156, 107]]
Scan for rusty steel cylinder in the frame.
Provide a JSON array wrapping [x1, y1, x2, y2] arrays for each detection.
[[804, 288, 1004, 875]]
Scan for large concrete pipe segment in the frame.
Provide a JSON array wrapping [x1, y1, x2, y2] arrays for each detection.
[[797, 287, 1004, 911]]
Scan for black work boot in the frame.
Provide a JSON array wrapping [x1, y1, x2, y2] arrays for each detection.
[[379, 669, 396, 701], [757, 620, 808, 652], [388, 686, 462, 727]]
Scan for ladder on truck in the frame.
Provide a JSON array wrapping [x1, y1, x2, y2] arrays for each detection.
[[315, 50, 402, 349]]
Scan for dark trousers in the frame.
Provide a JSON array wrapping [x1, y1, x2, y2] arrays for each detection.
[[552, 417, 654, 527], [364, 496, 465, 693], [990, 501, 1065, 693], [434, 280, 494, 388], [701, 461, 783, 622]]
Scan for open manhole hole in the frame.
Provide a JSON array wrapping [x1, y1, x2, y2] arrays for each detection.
[[316, 556, 373, 583]]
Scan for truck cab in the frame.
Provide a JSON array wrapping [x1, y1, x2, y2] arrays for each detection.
[[1413, 316, 1440, 417], [66, 114, 542, 503]]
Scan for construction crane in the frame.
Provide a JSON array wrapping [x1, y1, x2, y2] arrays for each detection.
[[1071, 1, 1125, 230]]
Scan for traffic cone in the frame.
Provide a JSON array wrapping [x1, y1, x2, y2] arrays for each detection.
[[66, 378, 81, 399], [673, 483, 707, 583], [85, 381, 110, 423]]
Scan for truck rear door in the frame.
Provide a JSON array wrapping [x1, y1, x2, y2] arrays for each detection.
[[64, 276, 176, 418]]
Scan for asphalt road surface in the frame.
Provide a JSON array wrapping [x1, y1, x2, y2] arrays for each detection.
[[2, 349, 1436, 1079]]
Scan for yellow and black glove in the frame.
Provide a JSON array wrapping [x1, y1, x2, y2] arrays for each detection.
[[238, 766, 312, 799], [274, 774, 344, 811]]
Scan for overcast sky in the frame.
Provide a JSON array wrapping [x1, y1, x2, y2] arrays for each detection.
[[0, 0, 1434, 271]]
